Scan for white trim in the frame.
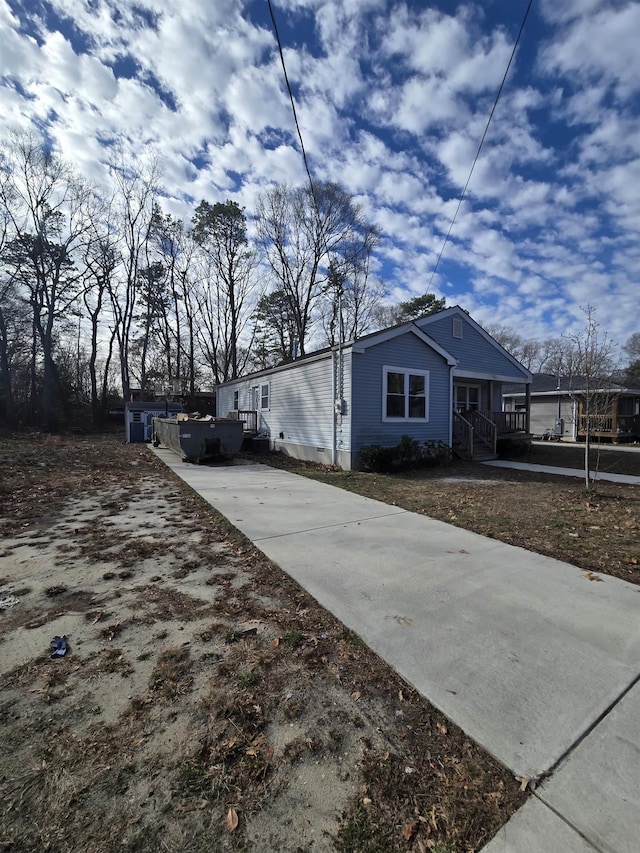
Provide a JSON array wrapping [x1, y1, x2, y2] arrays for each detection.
[[382, 365, 430, 422], [453, 368, 526, 382], [260, 382, 270, 410], [353, 323, 456, 366], [417, 306, 533, 382]]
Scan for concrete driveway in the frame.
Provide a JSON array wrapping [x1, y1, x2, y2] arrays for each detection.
[[151, 449, 640, 852]]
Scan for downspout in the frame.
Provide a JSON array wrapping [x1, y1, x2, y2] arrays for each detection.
[[449, 365, 454, 448], [331, 349, 337, 466]]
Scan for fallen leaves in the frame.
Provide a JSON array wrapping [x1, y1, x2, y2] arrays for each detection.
[[225, 807, 239, 832], [583, 572, 604, 582], [403, 819, 419, 841]]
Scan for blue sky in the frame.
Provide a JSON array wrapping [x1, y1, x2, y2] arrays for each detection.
[[1, 0, 639, 352]]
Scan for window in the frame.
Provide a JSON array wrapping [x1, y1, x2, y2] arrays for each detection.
[[260, 383, 269, 409], [455, 384, 480, 413], [383, 367, 429, 421], [233, 390, 239, 410], [453, 317, 463, 338]]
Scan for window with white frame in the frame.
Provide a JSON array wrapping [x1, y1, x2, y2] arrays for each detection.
[[260, 383, 269, 409], [383, 367, 429, 421], [233, 390, 239, 410], [453, 317, 463, 339]]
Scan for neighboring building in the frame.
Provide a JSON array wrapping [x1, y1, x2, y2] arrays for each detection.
[[503, 374, 640, 442], [216, 306, 532, 470]]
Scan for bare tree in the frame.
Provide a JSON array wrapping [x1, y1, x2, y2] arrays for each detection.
[[566, 306, 616, 490], [191, 200, 260, 382], [256, 182, 378, 356], [484, 324, 541, 370], [0, 131, 98, 429], [107, 152, 161, 401]]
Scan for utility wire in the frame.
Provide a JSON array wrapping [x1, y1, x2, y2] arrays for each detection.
[[428, 0, 534, 288], [267, 0, 316, 199]]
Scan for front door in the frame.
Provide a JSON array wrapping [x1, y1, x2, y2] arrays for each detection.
[[455, 384, 480, 413]]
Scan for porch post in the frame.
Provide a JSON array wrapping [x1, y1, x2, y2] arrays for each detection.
[[525, 383, 531, 435]]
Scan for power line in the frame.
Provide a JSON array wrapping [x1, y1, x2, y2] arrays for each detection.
[[428, 0, 535, 289], [267, 0, 316, 198]]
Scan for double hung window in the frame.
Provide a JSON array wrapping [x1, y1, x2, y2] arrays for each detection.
[[383, 367, 429, 421]]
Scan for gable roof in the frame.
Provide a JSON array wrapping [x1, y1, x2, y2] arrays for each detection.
[[416, 305, 534, 382], [350, 322, 456, 365]]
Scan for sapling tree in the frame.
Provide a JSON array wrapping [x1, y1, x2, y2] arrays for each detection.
[[566, 305, 615, 490]]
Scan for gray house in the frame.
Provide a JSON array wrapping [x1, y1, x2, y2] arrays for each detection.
[[216, 306, 533, 469], [503, 374, 640, 442]]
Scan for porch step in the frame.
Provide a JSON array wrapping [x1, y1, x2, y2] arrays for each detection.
[[471, 453, 498, 462]]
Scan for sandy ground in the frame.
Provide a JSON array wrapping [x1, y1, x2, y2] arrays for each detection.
[[0, 435, 523, 852]]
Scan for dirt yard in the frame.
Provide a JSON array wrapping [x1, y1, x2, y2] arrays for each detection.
[[0, 433, 523, 853]]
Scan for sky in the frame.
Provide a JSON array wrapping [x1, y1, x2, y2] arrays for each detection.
[[1, 0, 639, 356]]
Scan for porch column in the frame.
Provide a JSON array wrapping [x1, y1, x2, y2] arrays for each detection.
[[525, 383, 531, 435]]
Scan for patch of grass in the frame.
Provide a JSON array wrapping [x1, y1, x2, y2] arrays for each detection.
[[238, 671, 260, 688], [281, 629, 303, 648], [149, 646, 193, 699]]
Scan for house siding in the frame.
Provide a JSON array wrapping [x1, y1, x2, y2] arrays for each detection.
[[351, 333, 451, 451], [218, 354, 352, 465], [504, 394, 575, 438], [417, 312, 530, 380]]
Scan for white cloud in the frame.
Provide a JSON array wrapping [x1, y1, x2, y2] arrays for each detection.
[[539, 2, 640, 100]]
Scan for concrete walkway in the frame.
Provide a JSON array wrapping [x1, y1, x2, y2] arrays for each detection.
[[483, 459, 640, 486], [151, 447, 640, 853]]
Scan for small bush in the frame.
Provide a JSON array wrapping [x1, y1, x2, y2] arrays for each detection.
[[359, 437, 451, 472], [358, 444, 396, 473]]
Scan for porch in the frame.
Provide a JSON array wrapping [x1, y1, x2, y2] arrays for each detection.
[[577, 410, 640, 444], [453, 410, 530, 461]]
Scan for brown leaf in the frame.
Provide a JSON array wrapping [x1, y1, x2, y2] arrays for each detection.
[[226, 807, 239, 832], [459, 549, 468, 554], [583, 572, 604, 582], [403, 819, 419, 841], [271, 637, 280, 647], [437, 722, 448, 735]]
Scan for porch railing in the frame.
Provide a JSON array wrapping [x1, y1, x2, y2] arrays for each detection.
[[482, 410, 527, 434], [468, 410, 497, 455], [227, 409, 258, 432], [453, 410, 497, 458], [578, 413, 640, 437], [453, 410, 473, 458]]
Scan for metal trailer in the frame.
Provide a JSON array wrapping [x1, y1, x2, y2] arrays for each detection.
[[152, 416, 244, 463]]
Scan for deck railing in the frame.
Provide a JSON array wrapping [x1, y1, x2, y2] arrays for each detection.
[[227, 409, 258, 432], [468, 410, 497, 455], [453, 410, 473, 458], [483, 410, 527, 434], [578, 413, 640, 438]]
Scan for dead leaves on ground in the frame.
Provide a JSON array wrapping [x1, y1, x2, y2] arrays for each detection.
[[226, 807, 239, 832]]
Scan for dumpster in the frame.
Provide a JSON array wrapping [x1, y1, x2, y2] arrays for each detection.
[[152, 416, 244, 463]]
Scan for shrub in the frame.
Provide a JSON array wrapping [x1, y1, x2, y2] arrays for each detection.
[[359, 437, 451, 472], [358, 444, 397, 473], [422, 439, 452, 466]]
